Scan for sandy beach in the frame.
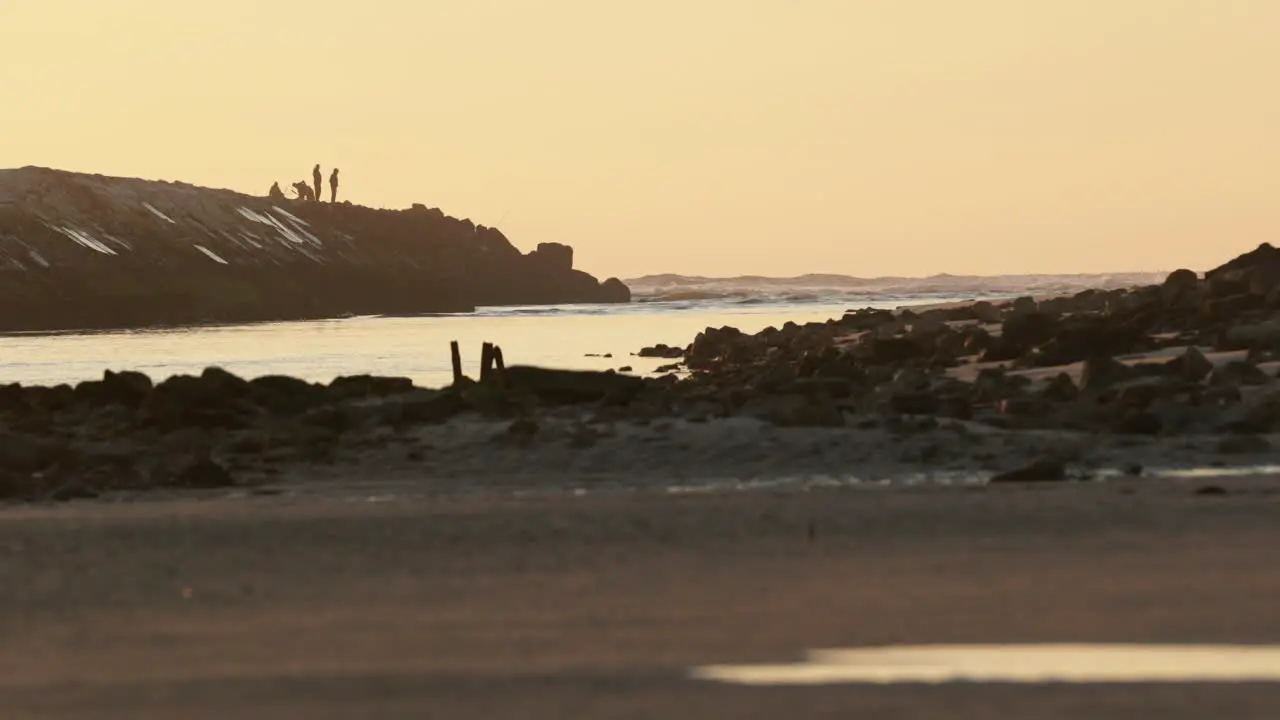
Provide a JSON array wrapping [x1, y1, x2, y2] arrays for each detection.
[[4, 477, 1280, 718]]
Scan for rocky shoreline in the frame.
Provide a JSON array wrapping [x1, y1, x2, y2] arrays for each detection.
[[0, 167, 629, 332], [5, 245, 1280, 502]]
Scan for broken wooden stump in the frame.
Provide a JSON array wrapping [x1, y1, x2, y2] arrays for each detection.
[[480, 342, 495, 384], [450, 341, 464, 384]]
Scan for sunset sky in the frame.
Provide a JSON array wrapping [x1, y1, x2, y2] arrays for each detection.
[[2, 1, 1277, 279]]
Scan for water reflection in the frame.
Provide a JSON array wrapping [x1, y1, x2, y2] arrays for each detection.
[[692, 644, 1280, 685]]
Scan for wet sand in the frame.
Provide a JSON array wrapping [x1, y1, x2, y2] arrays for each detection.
[[4, 478, 1280, 718]]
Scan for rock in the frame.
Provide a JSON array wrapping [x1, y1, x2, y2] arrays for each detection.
[[1080, 355, 1137, 393], [600, 277, 632, 303], [74, 370, 153, 408], [248, 375, 323, 415], [1001, 312, 1060, 349], [1166, 346, 1214, 382], [859, 336, 925, 366], [139, 368, 259, 430], [1009, 296, 1039, 316], [503, 366, 644, 404], [156, 456, 235, 489], [1217, 391, 1280, 433], [1216, 435, 1272, 454], [328, 375, 415, 400], [839, 308, 896, 331], [1164, 268, 1199, 289], [618, 366, 633, 373], [1113, 409, 1162, 435], [375, 390, 469, 426], [1193, 485, 1229, 496], [0, 432, 68, 477], [990, 459, 1067, 483], [654, 363, 681, 374], [1041, 373, 1079, 402], [529, 242, 573, 272], [970, 301, 1002, 324], [1208, 360, 1270, 387], [687, 326, 746, 368], [1222, 321, 1280, 351], [889, 391, 939, 416], [637, 344, 685, 359]]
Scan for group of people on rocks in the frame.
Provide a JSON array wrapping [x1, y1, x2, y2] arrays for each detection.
[[268, 164, 340, 203]]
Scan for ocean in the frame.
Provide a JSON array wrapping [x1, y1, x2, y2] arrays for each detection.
[[0, 273, 1163, 388]]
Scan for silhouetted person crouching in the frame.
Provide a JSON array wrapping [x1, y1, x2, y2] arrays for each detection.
[[329, 168, 340, 203]]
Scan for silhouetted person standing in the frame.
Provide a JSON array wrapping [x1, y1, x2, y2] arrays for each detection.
[[329, 168, 340, 203], [312, 164, 322, 203]]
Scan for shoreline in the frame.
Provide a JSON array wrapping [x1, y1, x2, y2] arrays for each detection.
[[5, 478, 1279, 718]]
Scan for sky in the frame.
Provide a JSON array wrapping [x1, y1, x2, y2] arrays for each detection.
[[2, 1, 1278, 280]]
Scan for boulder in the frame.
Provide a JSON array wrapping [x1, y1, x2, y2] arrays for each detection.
[[600, 277, 632, 303], [1208, 360, 1271, 387], [1080, 355, 1137, 393], [637, 344, 685, 359], [1166, 346, 1214, 382], [503, 366, 644, 404], [328, 375, 415, 401]]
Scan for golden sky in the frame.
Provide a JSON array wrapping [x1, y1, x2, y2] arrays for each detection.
[[2, 1, 1277, 278]]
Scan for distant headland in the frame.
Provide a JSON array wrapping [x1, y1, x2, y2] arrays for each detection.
[[0, 167, 630, 333]]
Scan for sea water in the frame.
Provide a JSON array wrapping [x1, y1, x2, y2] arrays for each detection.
[[0, 296, 967, 388]]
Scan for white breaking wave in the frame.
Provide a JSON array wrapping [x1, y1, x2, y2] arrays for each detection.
[[626, 272, 1167, 305]]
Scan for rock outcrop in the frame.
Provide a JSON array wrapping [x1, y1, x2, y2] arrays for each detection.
[[0, 167, 629, 331]]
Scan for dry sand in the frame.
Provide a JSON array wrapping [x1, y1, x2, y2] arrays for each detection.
[[4, 476, 1280, 718]]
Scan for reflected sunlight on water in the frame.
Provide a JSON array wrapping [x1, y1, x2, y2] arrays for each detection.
[[0, 298, 931, 388], [692, 644, 1280, 685]]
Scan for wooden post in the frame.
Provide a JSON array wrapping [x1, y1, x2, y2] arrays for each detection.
[[480, 342, 494, 385], [450, 341, 463, 386], [492, 345, 506, 388]]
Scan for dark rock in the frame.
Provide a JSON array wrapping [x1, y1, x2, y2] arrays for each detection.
[[1041, 373, 1079, 402], [990, 459, 1067, 483], [1001, 312, 1060, 349], [1221, 321, 1280, 351], [860, 336, 925, 366], [1193, 485, 1229, 496], [889, 391, 939, 416], [1080, 355, 1137, 393], [376, 390, 469, 426], [75, 370, 153, 408], [503, 366, 644, 404], [164, 457, 235, 489], [1164, 268, 1200, 289], [1208, 360, 1270, 387], [139, 369, 259, 430], [47, 483, 101, 502], [637, 344, 685, 359], [248, 375, 323, 415], [1113, 409, 1162, 435], [618, 366, 633, 373], [1166, 346, 1214, 382], [600, 277, 632, 303], [1217, 435, 1272, 454], [838, 308, 896, 331], [328, 375, 415, 400]]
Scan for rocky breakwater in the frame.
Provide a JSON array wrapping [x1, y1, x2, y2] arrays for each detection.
[[628, 245, 1280, 476], [0, 364, 652, 502], [0, 167, 629, 331]]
